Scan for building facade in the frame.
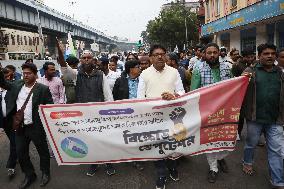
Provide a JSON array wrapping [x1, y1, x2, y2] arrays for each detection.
[[200, 0, 284, 52]]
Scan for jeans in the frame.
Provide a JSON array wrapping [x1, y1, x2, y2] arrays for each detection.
[[243, 121, 284, 187]]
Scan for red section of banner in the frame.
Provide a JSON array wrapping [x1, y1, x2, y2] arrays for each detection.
[[50, 111, 83, 119], [198, 76, 249, 144]]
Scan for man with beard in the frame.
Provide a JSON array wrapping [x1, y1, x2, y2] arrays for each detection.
[[190, 43, 232, 183], [56, 40, 115, 177], [137, 44, 185, 189]]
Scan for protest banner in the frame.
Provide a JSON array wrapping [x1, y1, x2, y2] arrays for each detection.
[[39, 76, 249, 165]]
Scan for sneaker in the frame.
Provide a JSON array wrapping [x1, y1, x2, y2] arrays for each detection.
[[7, 169, 15, 179], [156, 177, 166, 189], [105, 164, 116, 176], [86, 165, 97, 177], [169, 169, 179, 181], [217, 159, 229, 173], [207, 170, 218, 183]]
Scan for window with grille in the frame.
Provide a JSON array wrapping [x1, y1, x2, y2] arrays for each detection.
[[215, 0, 220, 15], [231, 0, 237, 8]]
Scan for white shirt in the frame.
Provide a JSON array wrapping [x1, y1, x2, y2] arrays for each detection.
[[106, 70, 121, 91], [189, 56, 201, 69], [1, 89, 7, 117], [137, 65, 185, 99], [16, 85, 34, 125]]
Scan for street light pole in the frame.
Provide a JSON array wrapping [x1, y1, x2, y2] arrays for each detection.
[[182, 0, 188, 50], [69, 1, 77, 19]]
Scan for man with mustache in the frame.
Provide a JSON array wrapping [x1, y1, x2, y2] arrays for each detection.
[[56, 40, 115, 177], [242, 44, 284, 189], [190, 43, 232, 183], [137, 44, 185, 189]]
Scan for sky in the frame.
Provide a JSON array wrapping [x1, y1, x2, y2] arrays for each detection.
[[44, 0, 171, 42]]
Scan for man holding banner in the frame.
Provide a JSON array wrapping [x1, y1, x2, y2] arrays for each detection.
[[242, 44, 284, 188], [137, 44, 185, 189], [56, 40, 116, 177], [190, 43, 232, 183]]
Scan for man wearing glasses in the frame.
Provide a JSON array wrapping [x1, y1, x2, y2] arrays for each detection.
[[137, 44, 185, 189]]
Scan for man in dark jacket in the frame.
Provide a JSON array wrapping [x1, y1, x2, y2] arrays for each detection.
[[0, 63, 53, 189], [113, 60, 141, 100], [0, 68, 17, 179], [231, 49, 255, 140], [112, 60, 144, 170], [242, 44, 284, 188]]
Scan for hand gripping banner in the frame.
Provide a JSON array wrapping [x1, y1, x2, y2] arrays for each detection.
[[39, 76, 249, 165]]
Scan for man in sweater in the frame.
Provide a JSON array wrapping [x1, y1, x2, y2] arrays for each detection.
[[137, 44, 185, 189], [190, 43, 232, 183], [56, 40, 115, 177]]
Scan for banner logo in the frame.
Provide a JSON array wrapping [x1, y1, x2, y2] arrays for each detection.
[[61, 137, 88, 158]]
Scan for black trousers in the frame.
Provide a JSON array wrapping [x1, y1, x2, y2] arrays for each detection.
[[15, 125, 50, 177], [154, 159, 177, 178], [3, 117, 17, 169]]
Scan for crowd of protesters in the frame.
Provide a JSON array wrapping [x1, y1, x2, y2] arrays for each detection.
[[0, 40, 283, 189]]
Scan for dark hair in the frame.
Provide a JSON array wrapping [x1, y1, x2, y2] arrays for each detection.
[[111, 56, 119, 62], [125, 60, 140, 74], [25, 59, 33, 63], [149, 44, 167, 56], [278, 48, 284, 57], [43, 62, 55, 71], [204, 43, 219, 52], [167, 52, 179, 64], [230, 49, 239, 56], [2, 68, 9, 74], [195, 44, 204, 50], [99, 57, 109, 65], [257, 43, 277, 55], [21, 63, 38, 74], [126, 53, 139, 61], [241, 49, 255, 57], [66, 56, 79, 66], [5, 65, 16, 72]]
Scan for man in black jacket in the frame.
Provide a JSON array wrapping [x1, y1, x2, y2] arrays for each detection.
[[113, 60, 143, 170], [113, 60, 141, 100], [0, 68, 17, 179], [0, 63, 53, 189]]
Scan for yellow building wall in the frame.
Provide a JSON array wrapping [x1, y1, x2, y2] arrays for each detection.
[[205, 0, 261, 24]]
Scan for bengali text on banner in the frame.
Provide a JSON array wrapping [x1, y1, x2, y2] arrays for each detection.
[[39, 76, 249, 165]]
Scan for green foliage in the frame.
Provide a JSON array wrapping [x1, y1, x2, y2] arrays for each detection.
[[142, 3, 199, 51]]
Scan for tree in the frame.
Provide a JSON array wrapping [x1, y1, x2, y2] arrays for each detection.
[[142, 2, 199, 51]]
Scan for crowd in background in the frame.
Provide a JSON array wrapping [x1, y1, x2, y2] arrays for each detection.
[[0, 41, 284, 189]]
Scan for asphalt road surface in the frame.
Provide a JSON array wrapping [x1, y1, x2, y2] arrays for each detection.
[[0, 128, 274, 189]]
